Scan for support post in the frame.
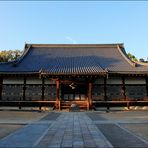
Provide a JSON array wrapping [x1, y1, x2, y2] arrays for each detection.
[[41, 77, 45, 101], [0, 77, 3, 100], [104, 76, 107, 101], [104, 76, 109, 111], [23, 77, 26, 101], [122, 77, 126, 100], [86, 96, 89, 111], [88, 82, 92, 110], [56, 80, 60, 111], [146, 77, 148, 97]]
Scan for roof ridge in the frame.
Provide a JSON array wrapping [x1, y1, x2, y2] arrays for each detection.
[[117, 45, 136, 67], [26, 43, 124, 48]]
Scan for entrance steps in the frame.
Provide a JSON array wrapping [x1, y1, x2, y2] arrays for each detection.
[[61, 101, 88, 111]]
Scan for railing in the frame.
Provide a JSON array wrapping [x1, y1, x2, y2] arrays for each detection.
[[0, 100, 56, 110], [1, 99, 148, 111], [93, 100, 148, 110]]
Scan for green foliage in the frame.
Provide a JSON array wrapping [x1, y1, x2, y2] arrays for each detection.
[[127, 52, 138, 62], [0, 50, 22, 62], [128, 52, 148, 63]]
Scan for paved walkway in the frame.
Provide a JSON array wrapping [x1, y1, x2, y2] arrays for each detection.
[[0, 112, 148, 148]]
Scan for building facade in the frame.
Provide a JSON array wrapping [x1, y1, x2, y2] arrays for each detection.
[[0, 44, 148, 110]]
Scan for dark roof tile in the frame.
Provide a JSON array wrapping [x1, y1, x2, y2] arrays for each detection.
[[0, 44, 148, 74]]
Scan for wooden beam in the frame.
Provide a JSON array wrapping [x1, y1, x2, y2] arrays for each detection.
[[41, 77, 45, 101], [0, 77, 3, 100], [23, 77, 26, 101], [122, 77, 126, 100]]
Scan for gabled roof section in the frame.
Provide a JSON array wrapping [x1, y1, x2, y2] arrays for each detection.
[[0, 43, 148, 75]]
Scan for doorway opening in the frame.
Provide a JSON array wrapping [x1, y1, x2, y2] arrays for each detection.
[[61, 83, 87, 101]]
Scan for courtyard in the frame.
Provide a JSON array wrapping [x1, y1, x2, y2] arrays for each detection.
[[0, 109, 148, 147]]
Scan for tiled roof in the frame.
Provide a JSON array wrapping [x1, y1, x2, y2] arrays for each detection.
[[41, 56, 106, 75], [0, 43, 148, 75]]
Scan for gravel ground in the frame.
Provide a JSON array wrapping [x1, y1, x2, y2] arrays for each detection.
[[0, 110, 48, 124], [98, 111, 148, 122], [0, 124, 23, 139], [121, 123, 148, 141], [96, 124, 148, 147], [0, 110, 51, 140]]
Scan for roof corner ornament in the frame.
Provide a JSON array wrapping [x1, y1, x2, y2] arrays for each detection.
[[39, 68, 43, 73], [105, 68, 108, 72], [39, 68, 43, 79], [105, 68, 109, 79]]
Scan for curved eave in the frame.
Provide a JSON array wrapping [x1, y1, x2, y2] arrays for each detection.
[[109, 71, 148, 75], [117, 45, 136, 67], [134, 61, 148, 66], [12, 44, 31, 66], [0, 71, 39, 75], [0, 44, 31, 67], [40, 71, 107, 76]]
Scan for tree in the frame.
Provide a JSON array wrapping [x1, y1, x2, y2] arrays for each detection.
[[0, 50, 22, 62], [127, 52, 138, 62], [128, 52, 148, 63], [139, 58, 145, 62], [139, 58, 148, 63]]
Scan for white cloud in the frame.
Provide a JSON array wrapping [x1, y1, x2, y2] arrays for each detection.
[[65, 36, 77, 44]]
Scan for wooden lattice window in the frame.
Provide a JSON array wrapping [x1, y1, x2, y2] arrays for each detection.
[[2, 84, 23, 101], [44, 84, 56, 101]]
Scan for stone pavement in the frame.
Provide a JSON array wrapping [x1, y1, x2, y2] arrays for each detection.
[[0, 112, 148, 148]]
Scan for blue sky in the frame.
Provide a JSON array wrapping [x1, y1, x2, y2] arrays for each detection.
[[0, 1, 148, 60]]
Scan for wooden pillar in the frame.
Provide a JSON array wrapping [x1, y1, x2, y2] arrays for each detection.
[[104, 76, 107, 101], [122, 77, 126, 100], [0, 77, 3, 100], [41, 77, 45, 101], [104, 76, 109, 111], [56, 80, 60, 111], [88, 82, 92, 109], [146, 77, 148, 97], [86, 96, 89, 111], [23, 77, 26, 101]]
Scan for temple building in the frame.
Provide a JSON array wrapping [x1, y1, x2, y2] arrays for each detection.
[[0, 43, 148, 110]]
